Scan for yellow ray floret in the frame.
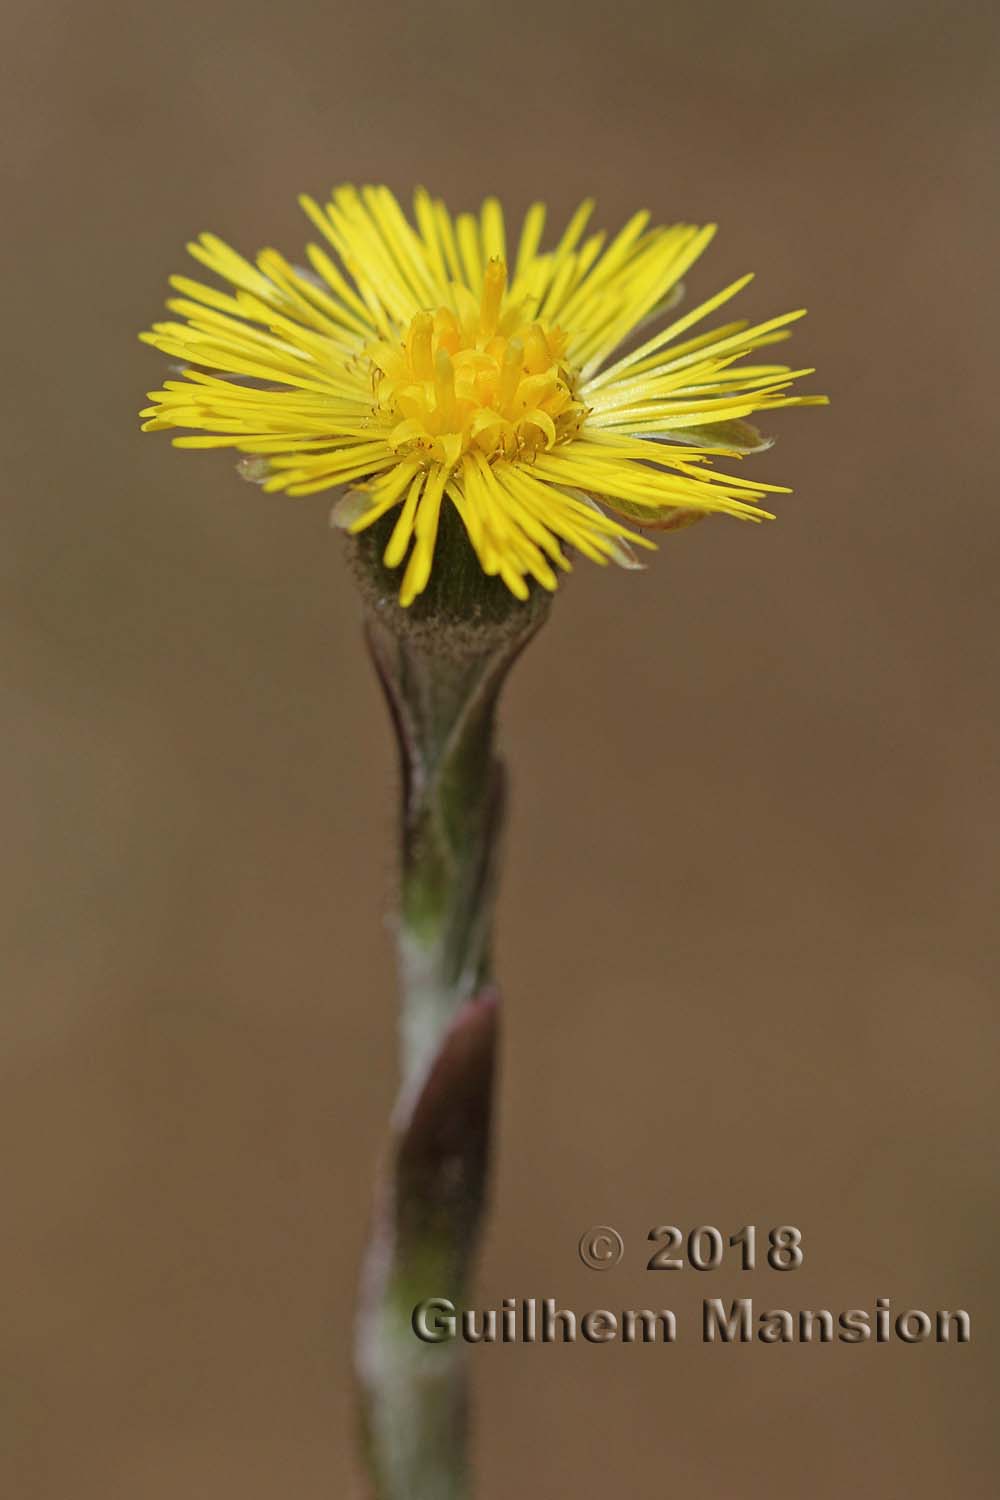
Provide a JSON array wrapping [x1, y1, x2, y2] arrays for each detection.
[[140, 184, 826, 606]]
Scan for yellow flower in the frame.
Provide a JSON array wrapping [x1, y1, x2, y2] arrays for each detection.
[[140, 186, 825, 607]]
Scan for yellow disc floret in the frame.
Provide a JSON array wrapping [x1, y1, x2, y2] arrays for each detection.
[[366, 257, 586, 470]]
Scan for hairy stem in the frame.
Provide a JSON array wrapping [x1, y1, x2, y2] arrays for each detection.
[[355, 606, 543, 1499]]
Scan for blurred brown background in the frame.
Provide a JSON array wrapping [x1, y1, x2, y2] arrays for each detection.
[[2, 0, 997, 1494]]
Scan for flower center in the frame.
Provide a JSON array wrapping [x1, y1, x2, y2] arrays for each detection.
[[366, 257, 585, 468]]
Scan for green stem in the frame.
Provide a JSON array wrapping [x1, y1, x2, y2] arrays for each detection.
[[355, 606, 543, 1499]]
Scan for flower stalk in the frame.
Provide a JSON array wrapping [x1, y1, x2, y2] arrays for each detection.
[[354, 527, 548, 1498]]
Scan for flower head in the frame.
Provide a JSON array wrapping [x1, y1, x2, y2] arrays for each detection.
[[141, 186, 825, 606]]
